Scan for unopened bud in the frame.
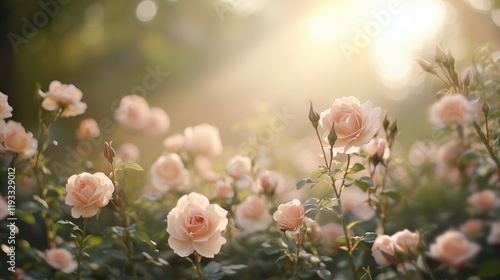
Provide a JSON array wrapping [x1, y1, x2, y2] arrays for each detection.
[[435, 45, 446, 64], [390, 119, 398, 136], [328, 124, 337, 147], [308, 101, 320, 129], [104, 141, 116, 164], [464, 69, 472, 87], [415, 58, 435, 74], [482, 100, 490, 118], [447, 51, 455, 70], [383, 113, 390, 132]]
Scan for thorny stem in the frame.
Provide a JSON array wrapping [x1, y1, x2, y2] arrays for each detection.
[[76, 218, 88, 280]]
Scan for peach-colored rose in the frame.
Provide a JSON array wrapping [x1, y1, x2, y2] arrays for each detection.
[[320, 96, 381, 154], [184, 124, 222, 157], [461, 219, 483, 237], [114, 95, 150, 130], [76, 118, 100, 140], [39, 81, 87, 117], [117, 143, 140, 163], [0, 196, 8, 221], [0, 119, 8, 143], [320, 223, 345, 245], [0, 92, 13, 119], [65, 172, 115, 218], [467, 190, 498, 212], [235, 195, 272, 233], [163, 133, 184, 152], [390, 229, 419, 259], [214, 179, 234, 200], [226, 155, 252, 180], [167, 192, 228, 258], [362, 137, 390, 161], [273, 199, 305, 231], [258, 170, 286, 195], [430, 94, 473, 127], [428, 229, 480, 268], [372, 235, 400, 265], [150, 153, 189, 192], [487, 221, 500, 244], [144, 107, 170, 135], [44, 248, 77, 273], [2, 120, 38, 158]]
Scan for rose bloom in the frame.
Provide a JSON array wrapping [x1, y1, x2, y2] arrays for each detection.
[[65, 172, 115, 218], [273, 199, 305, 232], [430, 94, 473, 127], [0, 92, 13, 119], [372, 235, 401, 265], [114, 95, 150, 130], [428, 229, 480, 268], [390, 229, 419, 258], [214, 179, 234, 200], [320, 223, 345, 246], [195, 156, 220, 181], [163, 133, 184, 152], [320, 96, 381, 154], [0, 119, 8, 143], [144, 107, 170, 135], [2, 120, 38, 158], [487, 221, 500, 244], [150, 153, 189, 192], [258, 170, 286, 195], [467, 190, 499, 212], [116, 143, 140, 163], [184, 123, 222, 157], [44, 248, 77, 273], [226, 155, 252, 180], [0, 196, 8, 221], [362, 137, 390, 161], [39, 81, 87, 117], [461, 219, 483, 237], [235, 195, 272, 233], [167, 192, 228, 258], [76, 118, 100, 140]]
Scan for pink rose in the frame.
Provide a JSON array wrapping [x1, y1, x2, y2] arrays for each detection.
[[44, 248, 77, 273], [65, 172, 115, 218], [163, 133, 184, 152], [214, 178, 234, 200], [340, 186, 375, 220], [258, 170, 286, 195], [320, 223, 345, 245], [226, 155, 252, 180], [0, 196, 8, 221], [320, 96, 381, 154], [430, 94, 473, 127], [461, 219, 483, 237], [0, 92, 13, 119], [167, 192, 228, 258], [273, 199, 305, 231], [39, 81, 87, 117], [144, 107, 170, 135], [76, 118, 100, 140], [195, 156, 219, 181], [428, 229, 480, 268], [184, 124, 222, 157], [467, 190, 498, 212], [372, 235, 401, 265], [362, 137, 390, 161], [150, 154, 189, 192], [390, 229, 419, 259], [114, 95, 150, 129], [2, 120, 38, 158], [116, 143, 140, 163], [235, 195, 272, 233], [487, 221, 500, 244]]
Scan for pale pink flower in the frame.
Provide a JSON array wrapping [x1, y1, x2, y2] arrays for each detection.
[[235, 195, 272, 233], [339, 185, 375, 220], [195, 156, 219, 181], [258, 170, 286, 195], [0, 92, 13, 119], [487, 221, 500, 244], [167, 192, 228, 258], [214, 179, 234, 200], [39, 81, 86, 117], [150, 154, 189, 192], [226, 155, 252, 180], [390, 229, 419, 258], [114, 95, 150, 130], [460, 219, 483, 237], [44, 248, 77, 273], [2, 120, 38, 158], [273, 199, 305, 231], [320, 96, 381, 154], [372, 235, 401, 265], [362, 137, 390, 161], [0, 196, 8, 221], [163, 133, 184, 152], [430, 94, 473, 127], [428, 229, 480, 268], [76, 118, 100, 140], [144, 107, 170, 135], [184, 124, 222, 157], [320, 223, 345, 245], [65, 172, 115, 218], [117, 143, 140, 163], [467, 190, 498, 212]]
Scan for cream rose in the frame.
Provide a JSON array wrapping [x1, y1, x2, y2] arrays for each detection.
[[2, 120, 38, 158], [320, 96, 381, 154], [390, 229, 419, 259], [116, 143, 140, 163], [44, 248, 77, 273], [214, 178, 234, 200], [65, 172, 115, 218], [273, 199, 305, 231], [258, 170, 286, 195], [467, 190, 498, 212], [235, 195, 272, 233], [167, 192, 228, 258], [430, 94, 473, 127], [487, 221, 500, 244], [114, 95, 150, 130], [362, 137, 390, 161], [144, 107, 170, 135], [0, 92, 13, 119], [163, 133, 185, 152], [428, 229, 480, 268], [39, 81, 87, 117], [226, 155, 252, 180], [76, 118, 100, 140], [150, 153, 189, 192], [372, 234, 400, 265], [184, 123, 222, 157]]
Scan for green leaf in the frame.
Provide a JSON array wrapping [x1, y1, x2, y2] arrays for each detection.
[[355, 176, 374, 192], [276, 254, 288, 270], [296, 178, 312, 190], [310, 166, 329, 181], [347, 220, 362, 230], [56, 220, 81, 232], [380, 191, 404, 202], [479, 260, 500, 278], [221, 264, 247, 275], [203, 261, 224, 280], [348, 163, 366, 174], [317, 267, 332, 280], [362, 232, 378, 243], [117, 162, 144, 172], [418, 224, 437, 238]]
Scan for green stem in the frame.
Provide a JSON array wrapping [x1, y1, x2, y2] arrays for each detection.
[[421, 256, 437, 280], [473, 121, 500, 172], [194, 252, 204, 280], [76, 218, 88, 280], [314, 127, 330, 168]]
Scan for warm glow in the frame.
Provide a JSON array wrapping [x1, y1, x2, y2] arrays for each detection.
[[136, 0, 158, 22]]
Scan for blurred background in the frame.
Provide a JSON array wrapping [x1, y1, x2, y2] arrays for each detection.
[[1, 0, 499, 173]]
